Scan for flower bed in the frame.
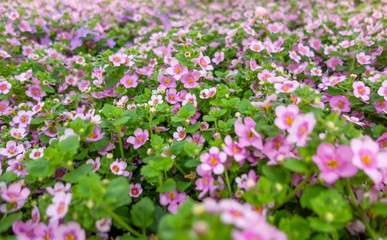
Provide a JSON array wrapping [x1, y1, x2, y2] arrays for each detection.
[[0, 0, 386, 239]]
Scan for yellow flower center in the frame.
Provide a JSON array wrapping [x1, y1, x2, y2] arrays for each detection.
[[286, 116, 293, 126], [210, 157, 217, 165], [327, 159, 338, 169]]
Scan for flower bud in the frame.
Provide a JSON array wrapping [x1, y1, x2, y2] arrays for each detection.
[[149, 107, 156, 114], [235, 112, 241, 117], [53, 98, 60, 103], [192, 221, 208, 236], [192, 204, 206, 216], [326, 121, 335, 129], [246, 179, 256, 189], [325, 212, 334, 222], [106, 153, 113, 160], [86, 200, 94, 209], [102, 179, 110, 185], [275, 183, 283, 192], [147, 148, 153, 155]]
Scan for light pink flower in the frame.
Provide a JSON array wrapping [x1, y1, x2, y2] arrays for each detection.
[[200, 146, 227, 175], [159, 190, 189, 213], [377, 80, 387, 100], [353, 81, 370, 101], [234, 117, 263, 150], [95, 218, 112, 233], [312, 143, 358, 184], [287, 113, 316, 146], [127, 128, 149, 149], [166, 63, 188, 80], [249, 41, 265, 52], [180, 71, 200, 89], [329, 96, 351, 112], [120, 74, 138, 88], [223, 135, 248, 163], [110, 160, 130, 177], [326, 56, 343, 71], [86, 157, 101, 172], [195, 165, 214, 199], [351, 136, 387, 184], [356, 52, 371, 65], [173, 126, 186, 141], [0, 141, 25, 158], [274, 104, 299, 130], [29, 148, 44, 159], [86, 125, 104, 142], [46, 192, 72, 221], [1, 183, 30, 203], [12, 110, 34, 128], [25, 85, 46, 101], [158, 75, 176, 89], [56, 222, 85, 240]]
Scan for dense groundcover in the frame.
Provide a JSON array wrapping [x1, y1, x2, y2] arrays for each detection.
[[0, 0, 387, 239]]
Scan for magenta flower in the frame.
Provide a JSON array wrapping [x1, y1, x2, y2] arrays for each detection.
[[158, 75, 176, 89], [377, 80, 387, 100], [200, 146, 227, 175], [329, 96, 351, 112], [159, 190, 189, 213], [356, 52, 371, 65], [86, 125, 104, 142], [56, 222, 85, 240], [267, 22, 282, 34], [195, 164, 214, 199], [129, 183, 142, 198], [234, 117, 263, 149], [0, 141, 25, 158], [235, 170, 258, 190], [353, 81, 370, 101], [312, 143, 358, 184], [351, 136, 387, 184], [1, 182, 30, 203], [287, 113, 316, 146], [196, 55, 214, 71], [376, 132, 387, 149], [109, 53, 125, 66], [289, 51, 301, 63], [326, 56, 343, 71], [223, 135, 247, 163], [127, 128, 149, 149], [180, 71, 200, 89], [182, 92, 197, 107], [274, 104, 299, 130], [25, 85, 46, 101], [46, 182, 71, 196], [120, 74, 138, 88], [0, 99, 10, 115]]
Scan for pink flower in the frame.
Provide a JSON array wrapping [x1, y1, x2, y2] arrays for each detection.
[[287, 113, 316, 146], [200, 146, 227, 175], [127, 128, 149, 149], [165, 88, 178, 104], [267, 22, 282, 34], [10, 127, 28, 139], [257, 69, 275, 83], [377, 80, 387, 100], [110, 160, 130, 177], [234, 117, 263, 149], [0, 81, 12, 94], [196, 55, 213, 71], [356, 52, 371, 65], [46, 182, 71, 196], [326, 56, 343, 71], [249, 41, 265, 52], [109, 53, 125, 66], [65, 75, 78, 86], [0, 99, 11, 115], [1, 182, 30, 203], [329, 96, 351, 112], [232, 219, 287, 240], [12, 110, 34, 127], [312, 143, 358, 184], [289, 51, 301, 63], [0, 141, 25, 158], [180, 71, 200, 89], [25, 85, 46, 101], [353, 81, 370, 101], [95, 218, 112, 233], [235, 170, 258, 190], [173, 126, 186, 141], [223, 135, 248, 163], [219, 199, 257, 228], [195, 165, 214, 199], [85, 157, 101, 172], [274, 80, 299, 94], [46, 192, 72, 221], [56, 222, 85, 240], [159, 190, 189, 213], [120, 74, 138, 88], [351, 136, 387, 184], [186, 132, 205, 146], [129, 183, 142, 198], [29, 148, 44, 159], [166, 62, 188, 80], [86, 125, 104, 142], [274, 104, 299, 130], [182, 93, 197, 107], [376, 132, 387, 149], [212, 51, 225, 64], [158, 75, 176, 89], [148, 95, 163, 106]]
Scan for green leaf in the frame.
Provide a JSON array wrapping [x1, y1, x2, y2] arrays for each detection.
[[107, 177, 131, 207], [59, 135, 79, 154], [262, 165, 290, 184], [185, 122, 201, 134], [0, 212, 22, 233], [178, 103, 196, 118], [176, 181, 191, 192], [62, 164, 94, 183], [130, 197, 155, 229], [308, 217, 336, 232], [283, 158, 309, 174], [279, 215, 312, 240], [26, 158, 50, 178], [370, 202, 387, 217], [157, 178, 176, 193]]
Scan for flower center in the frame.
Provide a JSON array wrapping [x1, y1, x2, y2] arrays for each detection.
[[164, 78, 170, 84], [65, 234, 75, 240], [233, 146, 239, 153], [138, 137, 143, 143], [247, 130, 254, 138], [327, 159, 338, 169], [286, 116, 293, 126], [338, 102, 343, 108], [127, 80, 132, 85], [169, 192, 175, 200], [362, 155, 371, 165], [381, 140, 387, 147], [358, 88, 364, 94], [113, 166, 119, 172], [132, 189, 138, 195], [175, 67, 181, 73], [210, 157, 217, 165]]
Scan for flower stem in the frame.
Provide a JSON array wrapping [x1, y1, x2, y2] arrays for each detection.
[[105, 207, 143, 238], [270, 173, 313, 212], [116, 126, 125, 161], [344, 179, 378, 240], [223, 170, 233, 198]]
